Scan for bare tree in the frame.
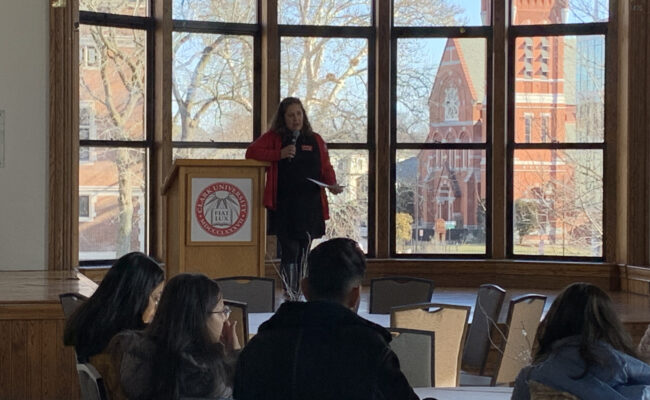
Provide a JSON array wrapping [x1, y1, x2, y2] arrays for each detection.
[[79, 16, 147, 256]]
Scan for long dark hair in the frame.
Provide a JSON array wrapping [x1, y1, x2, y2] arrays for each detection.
[[147, 273, 229, 400], [64, 252, 164, 360], [269, 97, 314, 138], [534, 282, 636, 376]]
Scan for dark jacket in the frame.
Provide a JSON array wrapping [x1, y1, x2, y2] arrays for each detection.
[[234, 301, 419, 400], [115, 330, 237, 400]]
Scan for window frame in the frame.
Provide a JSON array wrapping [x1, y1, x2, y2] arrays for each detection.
[[277, 17, 377, 257], [506, 21, 609, 261], [78, 10, 156, 266], [389, 19, 493, 258], [171, 13, 262, 155]]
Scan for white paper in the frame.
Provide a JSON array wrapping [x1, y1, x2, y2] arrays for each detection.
[[306, 178, 330, 187]]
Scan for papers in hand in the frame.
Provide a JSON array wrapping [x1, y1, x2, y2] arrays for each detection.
[[306, 178, 344, 189]]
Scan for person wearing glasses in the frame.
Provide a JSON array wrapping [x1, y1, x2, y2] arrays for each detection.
[[113, 273, 241, 400]]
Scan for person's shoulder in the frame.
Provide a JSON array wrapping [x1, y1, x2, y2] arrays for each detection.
[[262, 129, 281, 138], [312, 132, 325, 142]]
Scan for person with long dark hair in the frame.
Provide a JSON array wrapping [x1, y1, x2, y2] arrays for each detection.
[[512, 282, 650, 399], [246, 97, 343, 299], [64, 251, 164, 361], [118, 273, 240, 400]]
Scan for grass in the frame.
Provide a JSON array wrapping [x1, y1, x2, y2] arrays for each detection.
[[396, 241, 597, 257]]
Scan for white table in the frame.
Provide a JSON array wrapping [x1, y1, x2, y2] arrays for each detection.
[[414, 386, 513, 400], [248, 311, 390, 334]]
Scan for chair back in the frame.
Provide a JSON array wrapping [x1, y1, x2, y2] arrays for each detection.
[[528, 380, 579, 400], [391, 303, 470, 387], [492, 294, 547, 386], [224, 299, 249, 346], [461, 284, 506, 374], [370, 276, 434, 314], [76, 362, 109, 400], [59, 292, 88, 320], [388, 328, 435, 387], [214, 276, 275, 312]]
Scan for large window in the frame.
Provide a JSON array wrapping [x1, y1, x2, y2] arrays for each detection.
[[75, 0, 611, 263], [509, 0, 607, 259], [279, 0, 374, 253], [78, 2, 153, 262], [392, 1, 491, 256], [171, 0, 259, 161]]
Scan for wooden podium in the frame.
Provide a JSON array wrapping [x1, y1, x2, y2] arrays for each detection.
[[162, 159, 268, 279]]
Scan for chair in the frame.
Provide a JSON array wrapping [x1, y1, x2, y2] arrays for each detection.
[[391, 303, 470, 387], [388, 328, 435, 387], [59, 292, 88, 320], [461, 284, 506, 374], [529, 380, 579, 400], [492, 294, 547, 386], [225, 299, 249, 346], [369, 276, 435, 314], [76, 362, 109, 400], [214, 276, 275, 312]]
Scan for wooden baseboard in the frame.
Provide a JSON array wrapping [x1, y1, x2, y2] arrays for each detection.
[[265, 259, 621, 290], [620, 265, 650, 295]]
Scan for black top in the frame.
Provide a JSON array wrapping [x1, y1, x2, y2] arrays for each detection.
[[269, 132, 325, 239], [234, 301, 419, 400]]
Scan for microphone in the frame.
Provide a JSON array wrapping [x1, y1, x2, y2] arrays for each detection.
[[289, 130, 300, 162]]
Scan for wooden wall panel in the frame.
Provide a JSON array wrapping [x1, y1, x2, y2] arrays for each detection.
[[266, 259, 619, 290], [0, 319, 80, 400], [41, 320, 60, 400], [27, 321, 43, 400], [11, 321, 27, 399], [0, 321, 11, 399]]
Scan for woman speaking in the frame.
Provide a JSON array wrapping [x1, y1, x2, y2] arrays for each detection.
[[246, 97, 343, 299]]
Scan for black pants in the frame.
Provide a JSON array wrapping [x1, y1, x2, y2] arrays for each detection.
[[278, 233, 311, 266], [277, 233, 311, 295]]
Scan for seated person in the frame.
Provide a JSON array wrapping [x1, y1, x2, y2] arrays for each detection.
[[637, 325, 650, 364], [115, 273, 240, 400], [64, 251, 164, 361], [512, 282, 650, 400], [234, 238, 419, 400]]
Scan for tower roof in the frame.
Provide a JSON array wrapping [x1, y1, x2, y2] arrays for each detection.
[[454, 38, 486, 104]]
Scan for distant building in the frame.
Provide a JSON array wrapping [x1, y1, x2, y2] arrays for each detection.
[[415, 0, 578, 245]]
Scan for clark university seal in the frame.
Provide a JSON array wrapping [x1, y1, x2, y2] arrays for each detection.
[[195, 182, 249, 237]]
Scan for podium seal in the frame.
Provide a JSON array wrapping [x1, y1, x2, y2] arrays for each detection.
[[195, 182, 249, 237]]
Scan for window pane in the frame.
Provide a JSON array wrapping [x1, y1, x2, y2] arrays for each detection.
[[173, 33, 254, 142], [281, 37, 368, 143], [397, 38, 487, 143], [279, 0, 371, 26], [513, 149, 602, 257], [514, 36, 604, 143], [394, 0, 491, 26], [317, 150, 369, 252], [172, 148, 246, 159], [79, 25, 146, 141], [80, 0, 148, 17], [399, 149, 487, 254], [79, 148, 147, 261], [172, 0, 255, 23], [512, 0, 608, 24]]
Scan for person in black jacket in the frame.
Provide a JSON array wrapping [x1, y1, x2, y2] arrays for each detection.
[[233, 238, 419, 400]]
